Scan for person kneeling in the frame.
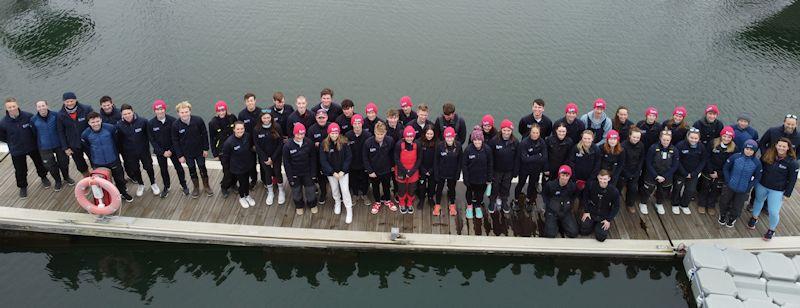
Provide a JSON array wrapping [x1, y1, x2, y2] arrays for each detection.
[[579, 170, 620, 242], [542, 165, 579, 238]]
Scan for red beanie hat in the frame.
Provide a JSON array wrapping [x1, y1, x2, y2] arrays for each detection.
[[593, 98, 606, 110], [720, 126, 735, 138], [500, 119, 513, 130], [214, 100, 227, 112], [365, 102, 378, 114], [705, 104, 719, 115], [400, 96, 413, 108], [558, 165, 572, 176], [444, 127, 456, 139], [481, 114, 495, 127], [673, 106, 687, 117], [645, 106, 658, 117], [565, 102, 579, 114], [403, 125, 415, 138], [351, 114, 364, 126], [152, 99, 167, 111], [327, 122, 340, 134], [293, 123, 306, 136], [606, 129, 620, 140]]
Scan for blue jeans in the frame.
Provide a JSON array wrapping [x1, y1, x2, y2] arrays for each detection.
[[751, 183, 784, 230]]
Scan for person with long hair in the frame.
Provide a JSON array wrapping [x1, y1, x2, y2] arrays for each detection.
[[698, 126, 736, 214], [209, 101, 237, 197], [488, 119, 518, 214], [221, 122, 256, 208], [434, 127, 462, 216], [671, 128, 706, 215], [662, 106, 688, 145], [612, 105, 634, 141], [640, 130, 678, 215], [253, 110, 285, 205], [515, 123, 548, 212], [320, 123, 353, 223], [747, 138, 798, 240], [544, 122, 574, 183], [719, 140, 761, 227], [394, 126, 422, 214], [567, 130, 600, 191], [462, 126, 493, 220], [416, 126, 437, 210], [620, 127, 645, 213], [599, 130, 625, 186], [552, 103, 585, 144]]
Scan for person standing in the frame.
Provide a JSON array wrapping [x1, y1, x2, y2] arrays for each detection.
[[579, 98, 612, 145], [719, 140, 761, 227], [335, 99, 356, 134], [552, 102, 585, 143], [31, 100, 74, 191], [409, 104, 433, 139], [209, 100, 237, 159], [462, 126, 493, 220], [148, 100, 189, 197], [697, 126, 737, 214], [433, 102, 467, 145], [579, 170, 621, 242], [515, 124, 548, 213], [544, 123, 574, 183], [269, 92, 294, 137], [362, 102, 382, 135], [611, 105, 634, 141], [636, 107, 662, 153], [416, 126, 437, 210], [434, 127, 462, 216], [542, 165, 579, 238], [171, 101, 212, 198], [364, 121, 395, 214], [1, 98, 49, 198], [662, 106, 689, 145], [345, 114, 372, 206], [238, 93, 262, 189], [80, 112, 133, 202], [759, 114, 799, 154], [57, 91, 92, 176], [671, 128, 705, 215], [620, 128, 645, 213], [320, 123, 353, 223], [310, 88, 342, 121], [116, 104, 159, 197], [253, 111, 285, 205], [287, 96, 315, 136], [283, 123, 319, 215], [640, 130, 679, 215], [221, 122, 256, 209], [598, 130, 625, 186], [398, 96, 417, 125], [308, 109, 331, 205], [98, 96, 121, 125], [394, 126, 422, 214], [732, 114, 758, 151], [519, 98, 552, 138], [747, 138, 798, 241], [488, 119, 518, 214], [692, 104, 724, 146], [567, 130, 600, 191]]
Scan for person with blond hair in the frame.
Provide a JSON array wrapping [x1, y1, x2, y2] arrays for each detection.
[[171, 101, 212, 198]]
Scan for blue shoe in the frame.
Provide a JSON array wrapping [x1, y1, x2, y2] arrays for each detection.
[[465, 204, 474, 219], [475, 207, 483, 219]]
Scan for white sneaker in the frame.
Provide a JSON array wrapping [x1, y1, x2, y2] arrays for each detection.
[[246, 195, 255, 206], [671, 206, 680, 215], [310, 206, 318, 214], [681, 206, 691, 215], [277, 186, 286, 205], [266, 190, 275, 205], [639, 203, 649, 215], [239, 197, 249, 208], [655, 203, 665, 215], [334, 203, 341, 215], [151, 184, 161, 196], [345, 206, 353, 224], [136, 184, 145, 197], [495, 198, 502, 206]]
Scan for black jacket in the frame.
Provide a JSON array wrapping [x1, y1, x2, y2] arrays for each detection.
[[545, 135, 574, 175], [692, 118, 724, 145], [363, 135, 394, 175], [434, 141, 462, 181], [519, 114, 552, 138], [553, 117, 585, 144], [419, 141, 437, 177], [345, 130, 372, 170], [208, 114, 237, 157], [518, 136, 548, 175], [57, 102, 94, 151], [282, 138, 317, 178], [0, 111, 38, 156], [409, 119, 434, 140], [759, 125, 800, 154], [269, 104, 295, 137], [599, 146, 626, 183], [335, 113, 355, 134], [542, 180, 578, 214], [489, 136, 518, 174], [320, 142, 352, 175], [568, 144, 600, 181], [462, 143, 493, 184], [704, 140, 735, 175], [581, 181, 621, 221], [286, 110, 315, 135], [621, 140, 645, 178], [759, 156, 798, 197], [308, 123, 329, 146], [310, 102, 343, 121], [399, 110, 417, 126], [115, 115, 150, 156], [221, 133, 255, 175], [636, 120, 663, 151], [100, 107, 121, 125], [674, 140, 706, 177], [238, 107, 262, 134], [148, 115, 176, 156], [171, 115, 209, 158], [433, 114, 467, 145], [645, 143, 679, 182], [363, 116, 383, 136], [613, 119, 635, 141], [253, 124, 283, 165], [662, 120, 688, 145]]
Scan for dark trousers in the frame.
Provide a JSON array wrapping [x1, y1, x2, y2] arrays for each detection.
[[290, 175, 317, 208], [92, 160, 128, 195], [370, 173, 392, 201], [317, 169, 328, 200], [69, 149, 90, 174], [184, 156, 208, 179], [248, 156, 258, 183], [235, 172, 250, 198], [221, 163, 236, 191], [641, 179, 672, 204], [672, 176, 699, 208], [698, 175, 724, 208], [397, 180, 417, 206], [579, 217, 610, 242], [350, 168, 368, 196], [435, 178, 457, 204], [490, 171, 514, 206], [259, 162, 282, 186], [123, 151, 155, 185], [156, 154, 186, 189], [40, 149, 69, 183], [467, 183, 487, 207], [543, 200, 578, 238], [515, 169, 541, 201], [617, 175, 640, 208], [719, 186, 750, 222], [11, 151, 47, 188], [416, 172, 436, 201]]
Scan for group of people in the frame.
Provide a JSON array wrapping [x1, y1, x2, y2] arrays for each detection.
[[1, 90, 797, 241]]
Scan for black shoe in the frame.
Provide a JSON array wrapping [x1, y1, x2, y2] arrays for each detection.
[[399, 205, 408, 214], [502, 201, 511, 214], [746, 217, 757, 230], [222, 188, 230, 199], [717, 215, 726, 225], [407, 205, 414, 214], [65, 176, 75, 186], [19, 187, 28, 199], [182, 185, 190, 196], [512, 200, 521, 212], [725, 219, 735, 228], [54, 181, 63, 192], [745, 202, 753, 212], [122, 193, 133, 203], [160, 187, 169, 198], [487, 201, 496, 214], [763, 229, 775, 241], [41, 177, 51, 188], [249, 180, 257, 191], [525, 201, 535, 213]]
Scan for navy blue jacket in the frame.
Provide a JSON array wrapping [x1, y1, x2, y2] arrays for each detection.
[[310, 102, 343, 121], [545, 135, 574, 175], [581, 181, 621, 221], [171, 115, 209, 158], [283, 138, 317, 178], [462, 143, 493, 184], [636, 120, 663, 151], [674, 140, 706, 177], [759, 125, 800, 154], [599, 145, 626, 184], [542, 180, 578, 214], [489, 135, 518, 174], [346, 130, 372, 170], [418, 141, 436, 177], [81, 123, 119, 166], [30, 110, 62, 151], [363, 135, 394, 176], [253, 124, 283, 165], [115, 115, 150, 156], [320, 141, 352, 175], [0, 111, 38, 156], [759, 156, 798, 197], [433, 114, 467, 145], [704, 140, 735, 175], [335, 113, 355, 134], [238, 107, 262, 134], [568, 144, 600, 181], [286, 110, 315, 135], [519, 114, 553, 139], [269, 104, 295, 137], [100, 107, 121, 125], [723, 153, 762, 193], [308, 123, 329, 146], [148, 115, 176, 156], [518, 136, 548, 175], [553, 117, 585, 145], [645, 143, 679, 182], [221, 133, 255, 175], [662, 120, 688, 145], [208, 114, 237, 158], [621, 140, 645, 178], [434, 141, 462, 181], [57, 102, 93, 151], [732, 125, 758, 151], [692, 118, 724, 145]]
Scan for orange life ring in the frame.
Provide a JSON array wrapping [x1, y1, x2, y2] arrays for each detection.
[[74, 176, 122, 216]]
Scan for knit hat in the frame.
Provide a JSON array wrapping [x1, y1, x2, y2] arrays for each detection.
[[705, 104, 719, 114], [365, 102, 378, 114], [645, 106, 658, 117], [327, 122, 340, 134], [403, 125, 415, 138], [351, 114, 364, 126], [470, 126, 483, 142], [214, 100, 227, 112], [565, 102, 579, 114], [558, 165, 572, 176], [444, 126, 456, 139], [293, 123, 306, 136], [737, 113, 751, 123], [593, 98, 606, 110], [500, 119, 513, 130], [606, 129, 620, 140], [400, 96, 413, 108], [152, 99, 167, 111], [62, 92, 76, 101], [481, 114, 495, 127], [720, 126, 735, 138], [673, 106, 687, 117], [744, 139, 758, 151]]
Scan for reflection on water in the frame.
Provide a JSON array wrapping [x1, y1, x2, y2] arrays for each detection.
[[0, 0, 95, 73], [738, 1, 800, 56]]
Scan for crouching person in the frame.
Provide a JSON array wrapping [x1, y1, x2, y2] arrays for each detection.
[[542, 165, 579, 238], [81, 112, 133, 202], [283, 123, 318, 215], [221, 122, 256, 208], [579, 170, 621, 242]]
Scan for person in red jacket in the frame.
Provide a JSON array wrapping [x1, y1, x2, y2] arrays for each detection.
[[394, 125, 422, 214]]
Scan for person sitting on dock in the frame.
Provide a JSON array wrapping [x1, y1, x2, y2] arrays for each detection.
[[80, 112, 133, 202], [1, 97, 50, 198], [640, 130, 678, 215], [221, 122, 256, 209], [541, 165, 579, 238], [31, 100, 74, 191], [283, 122, 318, 215], [171, 101, 213, 198], [116, 104, 159, 197], [148, 100, 189, 197], [57, 92, 93, 177], [579, 170, 621, 242], [748, 137, 798, 241]]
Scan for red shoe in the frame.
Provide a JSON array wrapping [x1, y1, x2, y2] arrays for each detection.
[[384, 200, 398, 212], [448, 204, 457, 216], [370, 202, 381, 214], [432, 204, 441, 216]]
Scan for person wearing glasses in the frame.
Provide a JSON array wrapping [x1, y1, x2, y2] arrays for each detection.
[[747, 137, 798, 240], [759, 114, 799, 156]]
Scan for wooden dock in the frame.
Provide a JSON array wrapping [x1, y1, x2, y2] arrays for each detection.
[[0, 152, 798, 258]]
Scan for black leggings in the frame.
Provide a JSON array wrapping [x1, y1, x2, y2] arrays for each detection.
[[350, 169, 369, 196], [156, 154, 186, 189], [467, 183, 487, 207], [235, 172, 250, 198], [435, 178, 457, 205], [697, 175, 724, 208], [641, 179, 672, 204], [719, 186, 750, 222], [370, 173, 392, 201], [617, 175, 639, 208], [259, 162, 283, 186], [416, 172, 436, 201], [515, 170, 541, 200]]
